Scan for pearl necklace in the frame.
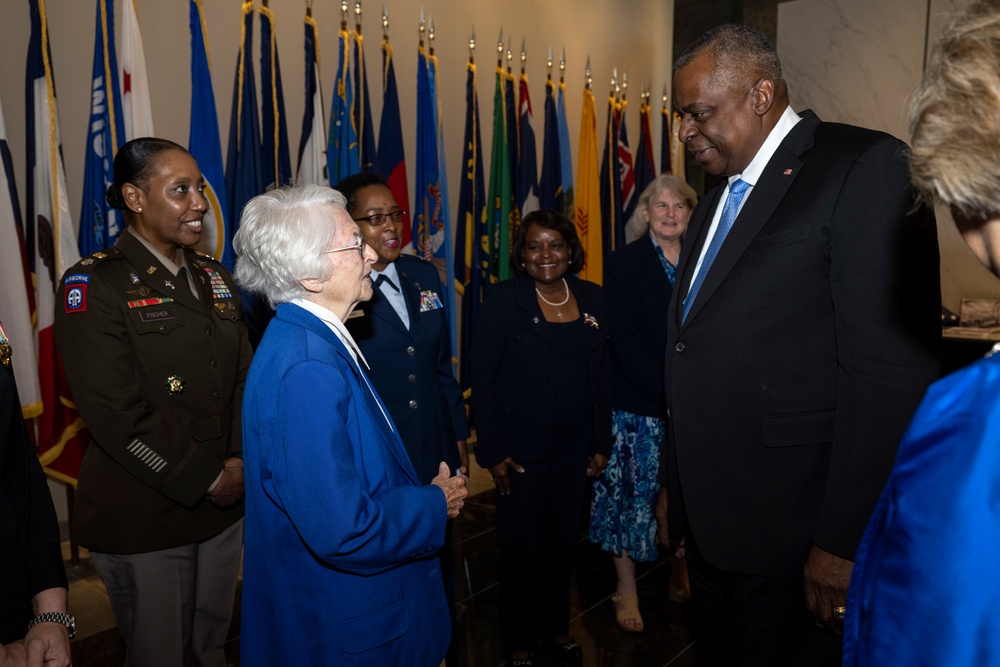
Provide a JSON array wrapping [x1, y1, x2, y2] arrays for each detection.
[[536, 278, 570, 317]]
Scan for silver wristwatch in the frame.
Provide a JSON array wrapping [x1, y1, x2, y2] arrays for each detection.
[[27, 612, 77, 640]]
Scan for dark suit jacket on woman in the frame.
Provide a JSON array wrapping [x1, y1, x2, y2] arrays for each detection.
[[605, 236, 673, 419], [54, 231, 252, 554], [346, 254, 468, 484], [665, 111, 941, 577], [0, 351, 67, 643], [471, 275, 611, 469]]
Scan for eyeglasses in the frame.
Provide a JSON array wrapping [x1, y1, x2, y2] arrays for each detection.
[[353, 210, 406, 227], [324, 238, 367, 258]]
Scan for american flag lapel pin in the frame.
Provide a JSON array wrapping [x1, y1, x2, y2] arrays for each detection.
[[783, 168, 794, 176]]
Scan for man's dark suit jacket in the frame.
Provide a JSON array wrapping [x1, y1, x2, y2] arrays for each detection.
[[471, 275, 612, 469], [347, 254, 468, 485], [664, 110, 941, 577], [606, 236, 673, 419], [0, 352, 67, 643]]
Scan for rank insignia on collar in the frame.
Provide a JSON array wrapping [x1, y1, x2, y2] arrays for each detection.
[[92, 251, 107, 259], [165, 375, 185, 395], [146, 266, 157, 275], [129, 273, 141, 284], [81, 258, 94, 266]]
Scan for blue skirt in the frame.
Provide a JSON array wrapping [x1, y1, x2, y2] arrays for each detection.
[[587, 409, 664, 562]]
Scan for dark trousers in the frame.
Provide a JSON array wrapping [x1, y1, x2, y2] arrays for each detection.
[[685, 532, 842, 667], [495, 423, 590, 656]]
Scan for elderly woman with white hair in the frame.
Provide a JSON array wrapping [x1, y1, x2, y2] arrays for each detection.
[[233, 184, 468, 667], [843, 1, 1000, 664]]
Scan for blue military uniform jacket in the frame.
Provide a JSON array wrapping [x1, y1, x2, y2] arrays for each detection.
[[346, 255, 468, 484]]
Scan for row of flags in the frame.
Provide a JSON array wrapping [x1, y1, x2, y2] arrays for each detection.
[[0, 0, 687, 483]]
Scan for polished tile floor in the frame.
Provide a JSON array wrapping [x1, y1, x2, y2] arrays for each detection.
[[65, 456, 699, 666]]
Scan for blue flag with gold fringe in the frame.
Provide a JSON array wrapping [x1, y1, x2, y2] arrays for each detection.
[[353, 26, 376, 173], [557, 78, 574, 219], [188, 0, 229, 266], [79, 0, 125, 256], [455, 59, 486, 390], [259, 4, 291, 190], [539, 76, 562, 212], [225, 0, 262, 235], [328, 19, 358, 184]]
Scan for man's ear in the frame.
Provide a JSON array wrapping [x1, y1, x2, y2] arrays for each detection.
[[752, 78, 775, 117]]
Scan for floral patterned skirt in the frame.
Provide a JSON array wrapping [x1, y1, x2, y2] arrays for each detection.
[[588, 409, 664, 562]]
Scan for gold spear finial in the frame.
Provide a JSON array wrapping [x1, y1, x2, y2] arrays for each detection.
[[341, 0, 348, 29], [611, 67, 618, 98], [546, 46, 553, 81], [306, 0, 313, 18], [520, 37, 527, 75], [560, 47, 566, 84], [469, 27, 476, 64], [621, 70, 628, 101], [586, 55, 592, 91], [662, 82, 668, 109], [506, 37, 513, 73], [497, 27, 504, 68], [381, 2, 388, 36]]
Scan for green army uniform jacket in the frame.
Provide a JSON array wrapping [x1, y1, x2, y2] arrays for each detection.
[[54, 231, 252, 554]]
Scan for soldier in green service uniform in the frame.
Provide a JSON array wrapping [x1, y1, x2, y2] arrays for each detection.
[[54, 138, 251, 667]]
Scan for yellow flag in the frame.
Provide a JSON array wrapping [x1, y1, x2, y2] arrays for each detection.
[[575, 86, 603, 284]]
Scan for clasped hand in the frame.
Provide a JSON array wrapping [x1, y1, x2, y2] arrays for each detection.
[[431, 461, 468, 518], [207, 457, 244, 507]]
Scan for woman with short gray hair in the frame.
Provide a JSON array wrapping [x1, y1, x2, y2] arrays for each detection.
[[234, 185, 468, 666]]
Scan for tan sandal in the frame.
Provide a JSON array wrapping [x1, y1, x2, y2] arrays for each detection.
[[611, 592, 644, 633]]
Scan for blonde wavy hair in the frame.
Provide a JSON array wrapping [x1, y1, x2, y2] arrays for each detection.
[[910, 0, 1000, 219]]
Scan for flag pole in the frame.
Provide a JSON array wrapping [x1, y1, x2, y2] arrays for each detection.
[[520, 37, 527, 76], [418, 6, 425, 48], [469, 27, 475, 64], [496, 27, 504, 68]]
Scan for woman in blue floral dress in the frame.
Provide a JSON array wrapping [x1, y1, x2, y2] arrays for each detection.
[[589, 175, 695, 632]]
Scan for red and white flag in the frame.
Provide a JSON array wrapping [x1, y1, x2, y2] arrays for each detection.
[[121, 0, 154, 139]]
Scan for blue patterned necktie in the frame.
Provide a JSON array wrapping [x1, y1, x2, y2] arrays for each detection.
[[681, 178, 750, 323]]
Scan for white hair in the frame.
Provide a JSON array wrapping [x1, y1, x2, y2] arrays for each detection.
[[234, 185, 348, 305]]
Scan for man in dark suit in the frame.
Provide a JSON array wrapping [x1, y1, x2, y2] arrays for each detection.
[[656, 24, 940, 665]]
